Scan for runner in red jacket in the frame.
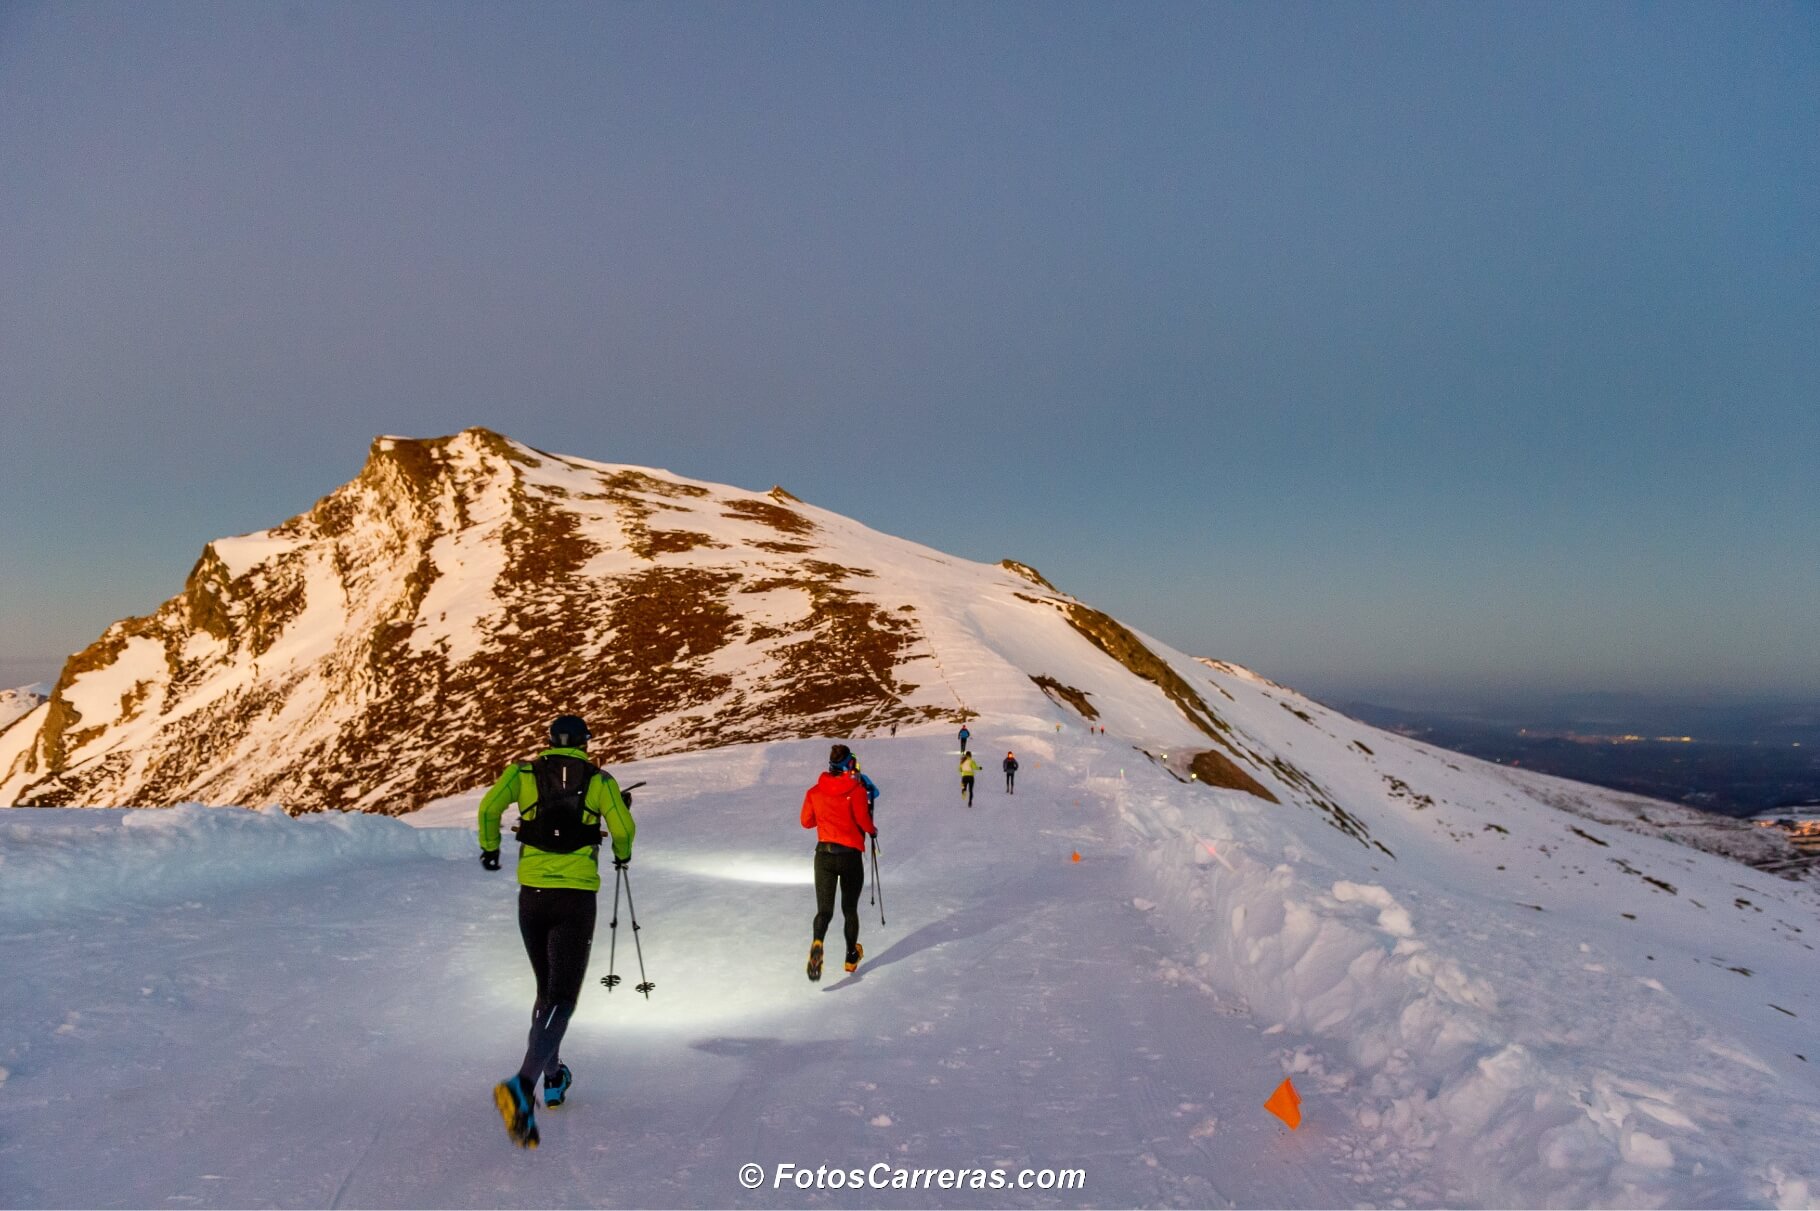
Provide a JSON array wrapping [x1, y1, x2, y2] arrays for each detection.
[[801, 743, 877, 980]]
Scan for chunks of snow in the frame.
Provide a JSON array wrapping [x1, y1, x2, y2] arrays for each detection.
[[1331, 880, 1415, 937], [1621, 1127, 1675, 1169], [1769, 1167, 1813, 1210]]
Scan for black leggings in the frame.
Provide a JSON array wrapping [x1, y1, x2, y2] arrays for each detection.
[[1005, 770, 1015, 792], [812, 845, 865, 951], [516, 885, 597, 1087], [961, 775, 975, 806]]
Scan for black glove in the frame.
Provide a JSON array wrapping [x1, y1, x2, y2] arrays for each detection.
[[613, 856, 630, 869], [480, 849, 501, 871], [621, 791, 633, 808]]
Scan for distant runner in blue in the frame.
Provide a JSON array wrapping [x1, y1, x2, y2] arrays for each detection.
[[844, 751, 880, 818]]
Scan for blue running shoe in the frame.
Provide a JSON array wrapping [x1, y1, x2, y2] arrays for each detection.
[[544, 1063, 573, 1108], [493, 1074, 539, 1149]]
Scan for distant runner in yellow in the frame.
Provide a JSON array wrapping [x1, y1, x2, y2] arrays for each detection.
[[959, 751, 982, 807]]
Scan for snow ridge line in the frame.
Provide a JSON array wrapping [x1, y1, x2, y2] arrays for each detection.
[[0, 805, 470, 923]]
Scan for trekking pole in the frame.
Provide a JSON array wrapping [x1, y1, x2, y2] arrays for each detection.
[[620, 864, 655, 998], [600, 863, 624, 990], [597, 782, 645, 992], [870, 838, 885, 926]]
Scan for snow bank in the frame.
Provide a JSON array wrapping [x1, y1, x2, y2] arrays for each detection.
[[1116, 781, 1819, 1208], [0, 806, 469, 923]]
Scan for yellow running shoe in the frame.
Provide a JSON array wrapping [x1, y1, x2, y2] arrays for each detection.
[[493, 1075, 540, 1149], [806, 940, 824, 982]]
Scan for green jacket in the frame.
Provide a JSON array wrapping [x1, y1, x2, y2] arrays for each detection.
[[959, 756, 982, 777], [477, 748, 635, 891]]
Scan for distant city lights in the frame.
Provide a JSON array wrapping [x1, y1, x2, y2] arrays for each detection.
[[1515, 729, 1695, 744]]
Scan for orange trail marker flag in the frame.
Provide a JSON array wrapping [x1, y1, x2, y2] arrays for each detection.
[[1264, 1077, 1301, 1129]]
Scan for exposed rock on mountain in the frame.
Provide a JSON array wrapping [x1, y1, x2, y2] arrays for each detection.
[[0, 428, 1803, 884]]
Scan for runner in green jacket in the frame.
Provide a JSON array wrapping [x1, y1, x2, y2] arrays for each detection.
[[479, 714, 634, 1148], [478, 749, 635, 889]]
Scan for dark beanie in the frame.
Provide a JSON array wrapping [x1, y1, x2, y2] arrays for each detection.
[[551, 715, 591, 747]]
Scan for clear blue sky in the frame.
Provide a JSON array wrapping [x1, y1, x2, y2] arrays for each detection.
[[2, 1, 1816, 700]]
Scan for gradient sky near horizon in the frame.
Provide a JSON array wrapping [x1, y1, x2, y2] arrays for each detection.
[[2, 1, 1816, 701]]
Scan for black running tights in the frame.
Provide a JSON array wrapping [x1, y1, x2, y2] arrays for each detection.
[[812, 846, 865, 951], [516, 885, 597, 1087]]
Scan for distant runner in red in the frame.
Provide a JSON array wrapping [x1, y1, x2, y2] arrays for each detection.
[[801, 743, 877, 981]]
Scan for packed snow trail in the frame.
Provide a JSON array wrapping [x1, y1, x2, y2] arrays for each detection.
[[0, 732, 1365, 1209], [5, 725, 1817, 1207]]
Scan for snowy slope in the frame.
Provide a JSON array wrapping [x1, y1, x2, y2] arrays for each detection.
[[1113, 667, 1820, 1205], [2, 729, 1815, 1208], [0, 684, 46, 736]]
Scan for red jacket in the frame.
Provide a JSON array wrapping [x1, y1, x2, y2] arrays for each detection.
[[801, 770, 876, 850]]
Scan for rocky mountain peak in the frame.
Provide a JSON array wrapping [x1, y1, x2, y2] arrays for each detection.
[[0, 432, 986, 811]]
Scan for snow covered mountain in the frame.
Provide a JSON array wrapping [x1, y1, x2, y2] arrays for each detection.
[[0, 428, 1801, 871], [0, 427, 994, 811], [3, 429, 1816, 1206]]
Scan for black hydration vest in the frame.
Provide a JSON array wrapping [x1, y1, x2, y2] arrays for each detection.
[[516, 754, 604, 854]]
